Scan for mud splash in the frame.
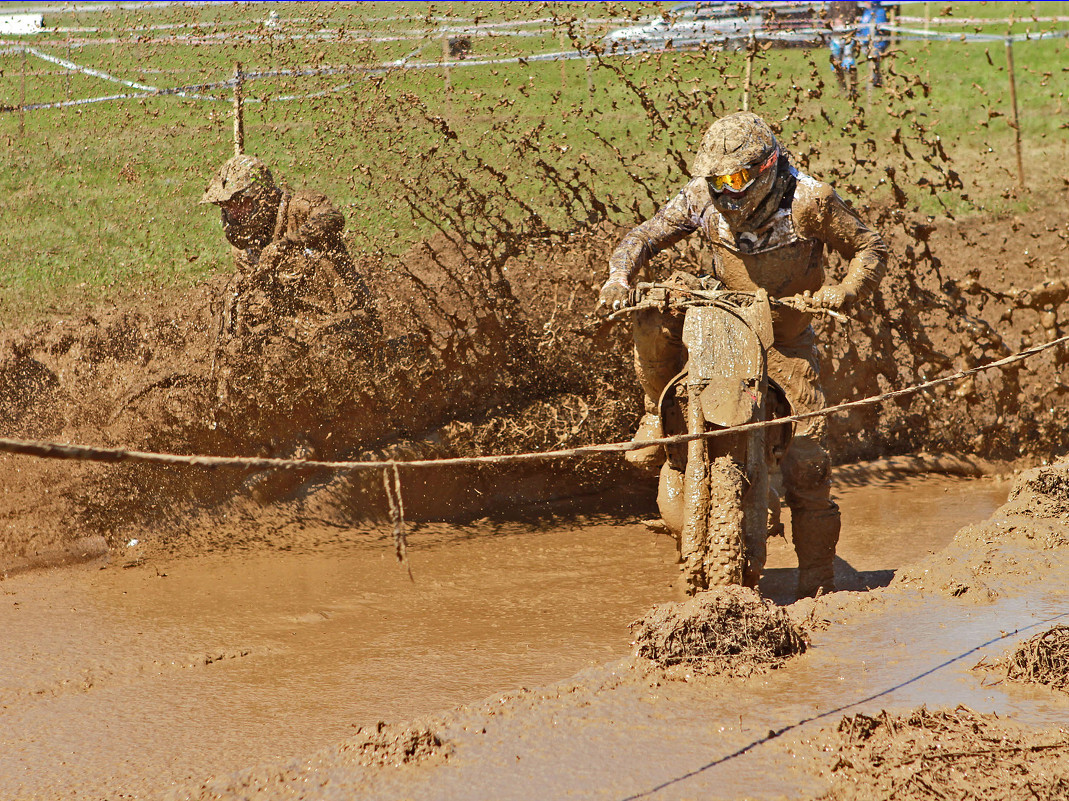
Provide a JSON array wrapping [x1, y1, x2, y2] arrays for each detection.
[[2, 200, 1068, 573]]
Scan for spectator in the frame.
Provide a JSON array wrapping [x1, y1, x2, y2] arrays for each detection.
[[859, 1, 889, 87], [827, 1, 859, 94]]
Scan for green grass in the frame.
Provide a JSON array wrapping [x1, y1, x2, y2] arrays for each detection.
[[0, 1, 1065, 321]]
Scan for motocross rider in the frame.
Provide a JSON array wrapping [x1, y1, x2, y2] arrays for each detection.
[[596, 112, 887, 598], [200, 153, 381, 339], [200, 154, 384, 501]]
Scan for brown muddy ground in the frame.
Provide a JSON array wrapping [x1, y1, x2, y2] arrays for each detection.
[[0, 470, 1031, 800], [85, 465, 1067, 801], [170, 465, 1066, 801]]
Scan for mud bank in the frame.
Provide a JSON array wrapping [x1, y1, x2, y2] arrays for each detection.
[[2, 199, 1069, 572], [136, 463, 1066, 801]]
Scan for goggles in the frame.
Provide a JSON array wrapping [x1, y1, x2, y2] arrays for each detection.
[[708, 147, 779, 194]]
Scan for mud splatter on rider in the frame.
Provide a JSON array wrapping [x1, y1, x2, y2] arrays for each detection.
[[199, 155, 383, 496], [597, 112, 888, 598], [200, 154, 381, 345]]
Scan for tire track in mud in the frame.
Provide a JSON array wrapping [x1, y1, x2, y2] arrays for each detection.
[[0, 647, 261, 710]]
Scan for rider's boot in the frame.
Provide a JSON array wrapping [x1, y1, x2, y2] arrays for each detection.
[[624, 401, 666, 473], [791, 504, 841, 598]]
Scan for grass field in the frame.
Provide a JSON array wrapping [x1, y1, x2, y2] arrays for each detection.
[[0, 1, 1065, 321]]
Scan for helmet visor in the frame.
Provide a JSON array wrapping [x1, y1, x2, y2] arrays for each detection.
[[708, 147, 778, 194]]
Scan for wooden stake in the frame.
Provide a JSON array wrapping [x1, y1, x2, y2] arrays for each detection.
[[742, 32, 756, 111], [233, 62, 245, 157], [20, 46, 26, 137], [1005, 37, 1025, 191], [585, 20, 594, 97], [559, 29, 567, 90], [923, 1, 931, 83], [441, 35, 451, 92], [866, 21, 875, 111]]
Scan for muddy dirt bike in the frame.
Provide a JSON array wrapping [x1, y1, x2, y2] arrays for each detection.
[[612, 277, 837, 594]]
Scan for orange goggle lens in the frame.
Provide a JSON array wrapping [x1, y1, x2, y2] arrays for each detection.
[[708, 148, 779, 194], [710, 167, 758, 193]]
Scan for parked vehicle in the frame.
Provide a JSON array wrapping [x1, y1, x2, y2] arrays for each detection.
[[602, 1, 827, 53]]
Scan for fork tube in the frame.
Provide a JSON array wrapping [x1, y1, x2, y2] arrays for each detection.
[[743, 396, 768, 585], [680, 380, 710, 590]]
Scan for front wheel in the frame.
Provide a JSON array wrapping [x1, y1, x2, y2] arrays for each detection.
[[678, 453, 746, 593]]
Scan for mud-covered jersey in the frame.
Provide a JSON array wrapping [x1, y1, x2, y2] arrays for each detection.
[[607, 166, 887, 342], [225, 188, 379, 338], [231, 189, 350, 273]]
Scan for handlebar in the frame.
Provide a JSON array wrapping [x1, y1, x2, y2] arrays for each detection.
[[606, 281, 848, 323], [773, 293, 850, 323]]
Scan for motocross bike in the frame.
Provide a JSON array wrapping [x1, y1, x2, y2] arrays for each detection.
[[612, 276, 829, 594]]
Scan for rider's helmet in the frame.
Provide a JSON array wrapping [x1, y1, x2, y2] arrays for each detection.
[[200, 154, 282, 249], [200, 154, 275, 204], [692, 112, 787, 231]]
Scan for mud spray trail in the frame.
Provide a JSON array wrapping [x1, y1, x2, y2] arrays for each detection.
[[0, 474, 1018, 799]]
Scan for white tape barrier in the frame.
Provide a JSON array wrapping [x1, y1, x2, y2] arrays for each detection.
[[5, 23, 1067, 113]]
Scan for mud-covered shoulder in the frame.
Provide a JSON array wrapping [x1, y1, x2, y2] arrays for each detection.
[[787, 169, 836, 236]]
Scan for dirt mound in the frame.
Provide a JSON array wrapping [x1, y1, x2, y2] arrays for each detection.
[[890, 517, 1064, 602], [176, 720, 450, 801], [817, 706, 1069, 801], [1002, 463, 1069, 519], [1001, 625, 1069, 693], [885, 462, 1069, 602], [344, 720, 450, 768], [629, 585, 807, 676]]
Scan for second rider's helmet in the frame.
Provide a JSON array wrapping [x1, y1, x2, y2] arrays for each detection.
[[200, 154, 282, 250]]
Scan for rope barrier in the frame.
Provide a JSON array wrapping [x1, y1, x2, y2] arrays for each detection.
[[1, 332, 1065, 474]]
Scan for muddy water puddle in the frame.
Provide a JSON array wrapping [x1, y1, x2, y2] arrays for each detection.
[[0, 474, 1015, 797], [763, 471, 1013, 600]]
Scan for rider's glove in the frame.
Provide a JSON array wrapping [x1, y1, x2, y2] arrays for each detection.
[[595, 279, 630, 318], [810, 283, 857, 312]]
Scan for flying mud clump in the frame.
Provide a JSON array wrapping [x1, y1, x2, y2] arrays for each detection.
[[629, 585, 807, 677]]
